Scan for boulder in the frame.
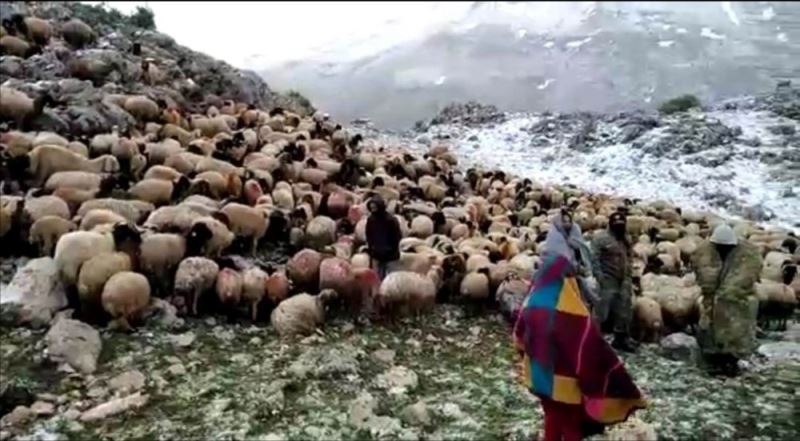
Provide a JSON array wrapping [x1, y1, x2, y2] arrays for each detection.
[[659, 333, 699, 364], [44, 318, 102, 374], [79, 392, 149, 422], [143, 298, 184, 330], [757, 342, 800, 363], [0, 258, 68, 328], [375, 366, 418, 395], [108, 370, 146, 394], [288, 345, 361, 379], [402, 401, 431, 427]]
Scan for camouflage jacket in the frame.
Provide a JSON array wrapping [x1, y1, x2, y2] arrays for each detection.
[[692, 240, 762, 358]]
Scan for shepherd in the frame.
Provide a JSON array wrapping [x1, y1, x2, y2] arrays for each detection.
[[514, 210, 646, 441]]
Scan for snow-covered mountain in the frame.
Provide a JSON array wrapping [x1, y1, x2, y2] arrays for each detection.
[[261, 1, 800, 129]]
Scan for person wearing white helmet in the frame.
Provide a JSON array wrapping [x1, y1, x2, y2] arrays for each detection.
[[692, 224, 762, 377]]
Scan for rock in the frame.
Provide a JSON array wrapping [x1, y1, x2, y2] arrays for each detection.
[[30, 401, 55, 416], [169, 332, 195, 349], [757, 342, 800, 362], [108, 370, 146, 394], [428, 101, 506, 127], [288, 345, 361, 379], [264, 380, 290, 412], [79, 393, 149, 422], [659, 333, 699, 363], [375, 366, 418, 395], [212, 326, 235, 342], [167, 364, 186, 376], [604, 416, 657, 441], [402, 401, 431, 427], [0, 379, 35, 417], [86, 387, 108, 399], [1, 406, 32, 427], [45, 318, 102, 374], [371, 349, 396, 366], [0, 258, 68, 328], [782, 323, 800, 343], [143, 298, 184, 330], [62, 409, 81, 421], [349, 392, 376, 428], [249, 337, 262, 345]]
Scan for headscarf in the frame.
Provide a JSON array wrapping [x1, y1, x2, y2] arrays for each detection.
[[542, 213, 590, 270]]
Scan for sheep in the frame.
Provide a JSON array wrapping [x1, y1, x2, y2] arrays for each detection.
[[173, 257, 220, 316], [54, 230, 115, 286], [78, 198, 154, 224], [216, 267, 243, 312], [77, 252, 135, 318], [319, 256, 355, 300], [242, 267, 269, 321], [101, 271, 151, 331], [220, 202, 268, 254], [0, 87, 51, 129], [755, 275, 797, 331], [287, 248, 323, 293], [188, 216, 234, 257], [45, 171, 112, 192], [160, 123, 197, 146], [28, 145, 120, 185], [60, 18, 96, 49], [79, 208, 127, 231], [191, 115, 232, 137], [29, 215, 76, 256], [460, 268, 492, 301], [496, 273, 529, 321], [265, 270, 291, 305], [24, 195, 70, 221], [306, 216, 337, 251], [270, 290, 338, 337], [375, 269, 439, 317], [124, 96, 160, 121], [761, 251, 792, 283], [410, 215, 434, 239], [90, 132, 119, 156], [139, 233, 187, 296], [128, 176, 191, 206], [632, 297, 663, 343], [0, 35, 35, 57], [9, 15, 52, 45]]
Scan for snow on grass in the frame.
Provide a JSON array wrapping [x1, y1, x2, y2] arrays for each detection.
[[1, 307, 797, 440]]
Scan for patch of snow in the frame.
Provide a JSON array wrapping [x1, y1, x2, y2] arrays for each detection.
[[777, 33, 788, 43], [434, 76, 447, 86], [425, 111, 799, 232], [659, 40, 675, 48], [701, 27, 726, 40], [543, 41, 556, 49], [565, 37, 592, 49], [720, 2, 740, 26], [761, 6, 775, 21], [516, 29, 527, 39], [676, 27, 688, 34], [537, 79, 555, 90]]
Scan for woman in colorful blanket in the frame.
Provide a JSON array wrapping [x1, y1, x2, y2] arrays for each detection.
[[514, 210, 646, 441]]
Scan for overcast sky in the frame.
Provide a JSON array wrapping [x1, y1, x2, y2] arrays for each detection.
[[89, 1, 479, 69]]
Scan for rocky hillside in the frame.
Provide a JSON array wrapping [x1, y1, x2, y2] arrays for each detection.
[[409, 83, 800, 232], [0, 1, 314, 136]]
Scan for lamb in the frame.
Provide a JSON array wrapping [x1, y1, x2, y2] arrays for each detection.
[[375, 269, 439, 318]]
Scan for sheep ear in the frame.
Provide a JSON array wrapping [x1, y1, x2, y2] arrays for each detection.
[[211, 211, 231, 228]]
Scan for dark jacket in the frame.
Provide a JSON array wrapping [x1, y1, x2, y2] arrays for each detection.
[[366, 197, 402, 262]]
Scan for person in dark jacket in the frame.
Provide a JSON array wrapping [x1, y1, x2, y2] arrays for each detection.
[[366, 195, 402, 280], [591, 211, 637, 353]]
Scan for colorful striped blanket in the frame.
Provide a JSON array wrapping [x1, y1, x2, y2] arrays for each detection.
[[513, 253, 646, 426]]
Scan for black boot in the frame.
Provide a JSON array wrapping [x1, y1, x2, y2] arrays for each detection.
[[612, 333, 638, 353]]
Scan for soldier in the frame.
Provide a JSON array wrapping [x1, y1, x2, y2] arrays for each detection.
[[591, 211, 636, 352], [693, 224, 762, 377]]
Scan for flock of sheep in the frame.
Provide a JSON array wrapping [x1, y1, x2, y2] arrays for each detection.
[[0, 13, 798, 342]]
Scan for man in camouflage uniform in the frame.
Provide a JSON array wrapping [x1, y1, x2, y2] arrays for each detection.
[[693, 224, 762, 377], [591, 211, 636, 352]]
